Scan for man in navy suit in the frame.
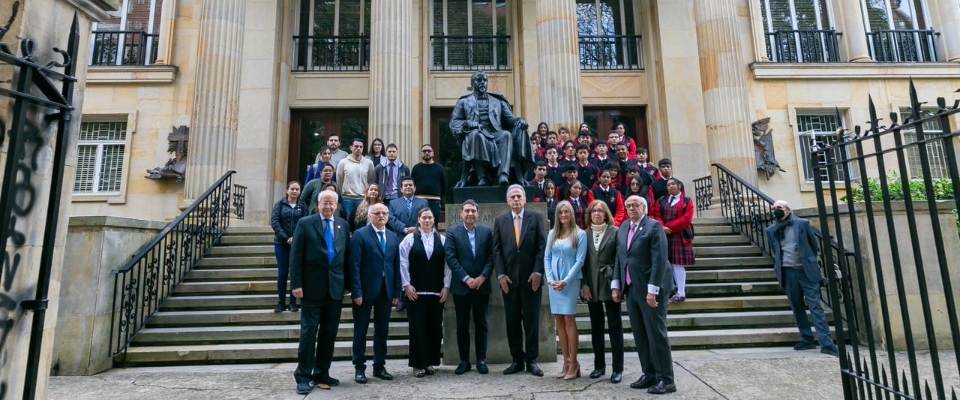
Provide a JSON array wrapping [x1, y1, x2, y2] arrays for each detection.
[[350, 203, 401, 384], [444, 200, 495, 375], [766, 200, 838, 357], [388, 177, 430, 236], [290, 190, 350, 395]]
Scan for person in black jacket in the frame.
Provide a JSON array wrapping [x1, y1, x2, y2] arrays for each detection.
[[271, 181, 307, 313]]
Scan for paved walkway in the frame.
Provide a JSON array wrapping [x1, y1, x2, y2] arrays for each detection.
[[48, 348, 957, 399]]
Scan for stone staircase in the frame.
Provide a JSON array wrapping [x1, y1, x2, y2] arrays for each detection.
[[119, 217, 815, 366]]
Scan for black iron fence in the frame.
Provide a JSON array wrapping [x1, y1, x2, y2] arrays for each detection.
[[578, 35, 643, 70], [765, 29, 841, 63], [90, 30, 159, 66], [109, 171, 246, 363], [867, 29, 939, 63], [811, 82, 959, 399], [692, 175, 713, 217], [430, 35, 511, 71], [293, 35, 370, 71]]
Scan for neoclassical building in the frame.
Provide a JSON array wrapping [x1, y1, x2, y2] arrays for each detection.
[[75, 0, 960, 223]]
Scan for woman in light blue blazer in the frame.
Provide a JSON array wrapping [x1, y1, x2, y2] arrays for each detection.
[[545, 200, 587, 380]]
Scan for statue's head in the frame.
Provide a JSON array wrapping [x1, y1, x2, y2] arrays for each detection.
[[471, 71, 488, 95]]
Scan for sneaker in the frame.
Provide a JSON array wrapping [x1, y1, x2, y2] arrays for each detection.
[[821, 346, 839, 357], [274, 303, 285, 313], [794, 342, 817, 351]]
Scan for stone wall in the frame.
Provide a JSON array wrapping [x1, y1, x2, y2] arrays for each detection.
[[0, 1, 111, 398], [52, 216, 166, 376]]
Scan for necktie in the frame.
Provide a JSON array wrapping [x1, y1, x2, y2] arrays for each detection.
[[670, 195, 677, 206], [626, 223, 638, 286], [386, 163, 395, 196], [325, 219, 334, 264], [406, 198, 412, 214], [378, 231, 386, 253], [514, 215, 521, 246]]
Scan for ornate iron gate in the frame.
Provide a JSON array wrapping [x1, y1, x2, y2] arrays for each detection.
[[0, 6, 79, 400], [811, 81, 960, 400]]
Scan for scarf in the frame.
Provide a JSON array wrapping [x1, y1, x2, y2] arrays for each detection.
[[773, 215, 795, 240]]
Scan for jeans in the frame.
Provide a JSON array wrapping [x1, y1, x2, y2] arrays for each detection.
[[342, 198, 362, 220], [784, 267, 835, 348], [274, 242, 297, 306]]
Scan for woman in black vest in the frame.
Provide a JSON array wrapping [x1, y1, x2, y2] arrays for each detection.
[[400, 207, 450, 378]]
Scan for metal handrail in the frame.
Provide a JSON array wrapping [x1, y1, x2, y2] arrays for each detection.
[[429, 35, 511, 71], [866, 29, 939, 63], [108, 171, 246, 362], [90, 30, 159, 66], [292, 35, 370, 71], [692, 174, 713, 217], [764, 29, 841, 63], [578, 34, 643, 70]]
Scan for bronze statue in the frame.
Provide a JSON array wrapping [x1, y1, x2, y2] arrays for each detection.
[[752, 117, 785, 180], [146, 125, 189, 181], [450, 71, 534, 187]]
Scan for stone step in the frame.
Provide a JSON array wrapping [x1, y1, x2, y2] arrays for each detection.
[[682, 224, 733, 235], [206, 246, 274, 257], [691, 216, 729, 226], [119, 327, 812, 366], [687, 268, 776, 283], [687, 257, 770, 269], [691, 235, 751, 246], [695, 245, 763, 257], [149, 308, 409, 326], [220, 235, 275, 245], [186, 268, 277, 281], [224, 226, 274, 235], [195, 257, 277, 268]]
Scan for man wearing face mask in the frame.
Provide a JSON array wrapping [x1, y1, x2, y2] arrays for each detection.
[[765, 200, 839, 357]]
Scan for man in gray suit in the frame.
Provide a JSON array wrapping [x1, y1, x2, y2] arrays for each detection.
[[445, 200, 495, 375], [765, 200, 838, 357], [290, 190, 351, 395], [612, 195, 676, 395]]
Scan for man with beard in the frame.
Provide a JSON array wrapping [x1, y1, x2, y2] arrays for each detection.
[[326, 133, 350, 167], [411, 143, 447, 218]]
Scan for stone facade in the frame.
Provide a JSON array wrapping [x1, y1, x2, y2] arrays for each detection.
[[72, 0, 960, 226]]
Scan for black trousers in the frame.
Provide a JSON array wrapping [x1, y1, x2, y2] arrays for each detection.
[[586, 300, 624, 372], [294, 297, 342, 385], [502, 284, 542, 363], [453, 291, 490, 362], [352, 284, 392, 371], [407, 295, 443, 369], [625, 286, 674, 384]]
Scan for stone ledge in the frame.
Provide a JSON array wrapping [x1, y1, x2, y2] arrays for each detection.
[[86, 65, 178, 84], [751, 62, 960, 80], [68, 215, 167, 230]]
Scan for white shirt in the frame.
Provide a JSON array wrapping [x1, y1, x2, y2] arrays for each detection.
[[399, 229, 452, 290]]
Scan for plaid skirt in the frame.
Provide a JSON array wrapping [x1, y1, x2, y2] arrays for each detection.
[[667, 232, 695, 266]]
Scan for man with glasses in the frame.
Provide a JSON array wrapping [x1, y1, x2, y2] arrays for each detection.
[[766, 200, 839, 357], [350, 203, 401, 384], [411, 144, 447, 218]]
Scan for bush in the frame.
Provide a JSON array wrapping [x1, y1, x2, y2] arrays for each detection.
[[843, 172, 954, 202]]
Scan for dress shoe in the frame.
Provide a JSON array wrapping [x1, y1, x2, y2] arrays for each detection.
[[425, 366, 436, 375], [589, 368, 606, 379], [296, 382, 313, 395], [373, 367, 394, 380], [289, 303, 300, 313], [476, 361, 489, 374], [610, 371, 623, 384], [354, 371, 368, 384], [630, 374, 656, 389], [647, 381, 677, 395], [415, 369, 426, 378], [502, 362, 524, 375], [527, 362, 544, 377], [316, 374, 339, 387], [455, 362, 472, 375], [794, 342, 817, 351], [498, 175, 510, 186], [562, 362, 580, 380], [273, 303, 285, 313], [669, 295, 686, 303], [821, 345, 840, 357]]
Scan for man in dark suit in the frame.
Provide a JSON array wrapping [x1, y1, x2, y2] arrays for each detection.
[[350, 203, 401, 384], [612, 195, 676, 395], [766, 200, 838, 357], [387, 177, 430, 236], [290, 190, 350, 395], [445, 200, 495, 375], [493, 184, 547, 376]]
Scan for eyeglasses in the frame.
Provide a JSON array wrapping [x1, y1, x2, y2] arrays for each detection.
[[590, 209, 606, 214], [422, 150, 433, 153], [624, 203, 642, 209]]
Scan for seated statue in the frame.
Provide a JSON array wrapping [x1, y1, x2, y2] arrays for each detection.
[[450, 71, 534, 187]]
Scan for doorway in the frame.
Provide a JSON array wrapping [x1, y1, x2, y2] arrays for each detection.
[[289, 109, 369, 184], [582, 107, 648, 151]]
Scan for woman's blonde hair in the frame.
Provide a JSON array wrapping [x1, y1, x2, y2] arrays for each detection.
[[549, 200, 580, 250], [354, 183, 382, 226]]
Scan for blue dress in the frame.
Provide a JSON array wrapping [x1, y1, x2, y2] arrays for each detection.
[[544, 230, 588, 315]]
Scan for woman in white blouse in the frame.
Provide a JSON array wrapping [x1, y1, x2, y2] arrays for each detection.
[[399, 207, 451, 378]]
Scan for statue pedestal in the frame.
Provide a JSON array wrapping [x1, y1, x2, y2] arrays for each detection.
[[443, 196, 556, 365]]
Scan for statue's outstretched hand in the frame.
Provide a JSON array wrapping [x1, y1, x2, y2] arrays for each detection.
[[464, 120, 480, 130], [516, 119, 528, 130]]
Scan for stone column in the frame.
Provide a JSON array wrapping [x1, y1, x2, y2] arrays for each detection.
[[152, 0, 178, 65], [184, 0, 246, 200], [838, 0, 872, 62], [695, 0, 758, 185], [937, 0, 960, 62], [535, 0, 583, 129], [369, 0, 416, 164]]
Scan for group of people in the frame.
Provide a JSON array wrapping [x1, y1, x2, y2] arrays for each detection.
[[282, 182, 678, 396], [525, 122, 696, 303]]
